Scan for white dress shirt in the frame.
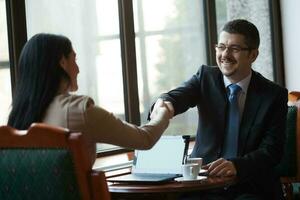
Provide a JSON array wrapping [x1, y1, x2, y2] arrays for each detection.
[[223, 71, 252, 119]]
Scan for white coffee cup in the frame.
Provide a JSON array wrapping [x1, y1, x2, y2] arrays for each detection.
[[186, 157, 203, 173], [181, 163, 200, 180]]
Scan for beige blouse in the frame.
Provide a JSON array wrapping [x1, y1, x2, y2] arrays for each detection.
[[42, 94, 169, 166]]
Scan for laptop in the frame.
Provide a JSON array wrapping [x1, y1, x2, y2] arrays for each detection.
[[107, 135, 189, 183]]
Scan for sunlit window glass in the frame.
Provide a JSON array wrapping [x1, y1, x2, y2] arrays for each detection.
[[215, 0, 274, 81], [133, 0, 206, 136], [25, 0, 124, 151], [0, 0, 12, 125]]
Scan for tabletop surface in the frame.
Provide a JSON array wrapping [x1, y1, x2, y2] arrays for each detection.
[[108, 175, 237, 194]]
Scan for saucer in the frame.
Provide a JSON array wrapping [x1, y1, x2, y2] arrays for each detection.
[[174, 176, 207, 182]]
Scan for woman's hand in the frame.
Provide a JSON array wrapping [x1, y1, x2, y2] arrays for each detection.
[[150, 99, 174, 120]]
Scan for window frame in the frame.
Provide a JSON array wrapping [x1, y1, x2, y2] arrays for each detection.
[[5, 0, 27, 94]]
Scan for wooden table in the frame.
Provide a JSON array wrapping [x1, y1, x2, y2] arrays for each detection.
[[108, 175, 237, 200]]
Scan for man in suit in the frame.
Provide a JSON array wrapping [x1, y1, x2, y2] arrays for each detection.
[[150, 19, 287, 199]]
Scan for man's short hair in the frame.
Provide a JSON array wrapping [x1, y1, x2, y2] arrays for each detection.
[[222, 19, 260, 49]]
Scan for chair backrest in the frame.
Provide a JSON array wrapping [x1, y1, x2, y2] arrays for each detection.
[[276, 92, 300, 181], [0, 123, 110, 200], [289, 91, 300, 102]]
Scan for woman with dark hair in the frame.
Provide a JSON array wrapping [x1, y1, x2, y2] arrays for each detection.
[[8, 33, 172, 166]]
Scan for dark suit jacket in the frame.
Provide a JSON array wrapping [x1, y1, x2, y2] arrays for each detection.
[[159, 65, 288, 199]]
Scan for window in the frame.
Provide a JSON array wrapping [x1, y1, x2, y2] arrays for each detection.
[[25, 0, 124, 151], [133, 0, 206, 136], [25, 1, 125, 117], [0, 0, 12, 125], [25, 0, 207, 148]]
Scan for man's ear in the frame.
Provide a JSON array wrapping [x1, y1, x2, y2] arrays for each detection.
[[250, 49, 259, 63], [59, 56, 67, 71]]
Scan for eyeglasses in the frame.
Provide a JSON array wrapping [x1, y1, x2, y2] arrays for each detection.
[[215, 44, 252, 53]]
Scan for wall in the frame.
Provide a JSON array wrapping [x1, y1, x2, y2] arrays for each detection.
[[281, 0, 300, 91]]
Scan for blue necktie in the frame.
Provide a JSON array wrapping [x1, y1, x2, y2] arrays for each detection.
[[222, 84, 241, 159]]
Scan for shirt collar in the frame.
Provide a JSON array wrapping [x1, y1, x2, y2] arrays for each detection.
[[223, 71, 252, 94]]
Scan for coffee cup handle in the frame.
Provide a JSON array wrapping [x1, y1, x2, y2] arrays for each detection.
[[190, 166, 197, 176]]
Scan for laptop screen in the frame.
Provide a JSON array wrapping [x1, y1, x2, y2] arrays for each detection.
[[132, 136, 186, 174]]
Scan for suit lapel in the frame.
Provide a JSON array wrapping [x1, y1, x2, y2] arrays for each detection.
[[214, 71, 228, 148], [238, 72, 262, 154]]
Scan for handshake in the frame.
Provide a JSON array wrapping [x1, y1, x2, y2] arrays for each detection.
[[150, 99, 174, 120]]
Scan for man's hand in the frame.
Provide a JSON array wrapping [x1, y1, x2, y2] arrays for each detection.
[[150, 99, 174, 119], [202, 158, 237, 177]]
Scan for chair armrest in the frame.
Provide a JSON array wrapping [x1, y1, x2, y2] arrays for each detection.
[[90, 170, 111, 200]]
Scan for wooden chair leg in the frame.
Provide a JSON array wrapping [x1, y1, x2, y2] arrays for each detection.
[[283, 183, 293, 200]]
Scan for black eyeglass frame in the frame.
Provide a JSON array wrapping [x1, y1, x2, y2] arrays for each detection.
[[214, 44, 253, 53]]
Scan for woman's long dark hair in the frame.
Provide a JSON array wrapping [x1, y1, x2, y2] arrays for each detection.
[[8, 33, 72, 129]]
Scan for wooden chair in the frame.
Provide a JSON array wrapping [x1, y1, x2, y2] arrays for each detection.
[[288, 91, 300, 102], [0, 123, 111, 200], [276, 91, 300, 200]]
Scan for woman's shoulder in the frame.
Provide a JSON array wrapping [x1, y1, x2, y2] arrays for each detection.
[[46, 94, 96, 129], [43, 94, 93, 128], [54, 93, 95, 110]]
